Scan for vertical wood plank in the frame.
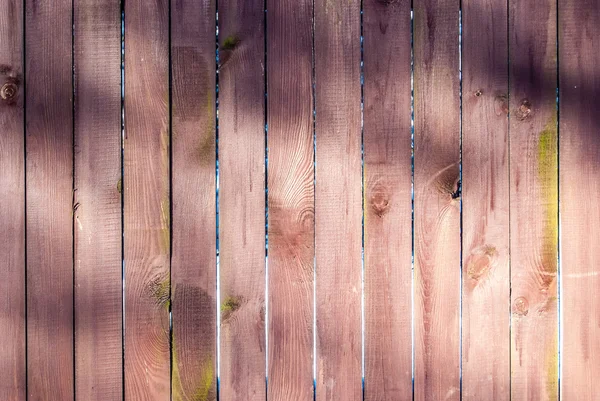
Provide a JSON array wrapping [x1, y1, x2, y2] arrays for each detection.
[[170, 0, 217, 400], [509, 0, 558, 398], [314, 0, 362, 400], [362, 1, 412, 399], [0, 0, 25, 398], [267, 0, 314, 399], [25, 0, 74, 398], [461, 0, 510, 399], [218, 0, 266, 399], [124, 0, 170, 398], [559, 0, 600, 398], [73, 0, 122, 399], [413, 0, 461, 400]]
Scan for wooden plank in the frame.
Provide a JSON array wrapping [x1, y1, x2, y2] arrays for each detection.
[[0, 0, 25, 398], [413, 0, 461, 399], [266, 0, 314, 399], [461, 0, 509, 399], [314, 0, 362, 400], [559, 0, 600, 398], [218, 0, 266, 399], [123, 0, 170, 398], [170, 0, 217, 400], [362, 1, 412, 399], [508, 0, 558, 398], [25, 0, 74, 398], [73, 0, 122, 399]]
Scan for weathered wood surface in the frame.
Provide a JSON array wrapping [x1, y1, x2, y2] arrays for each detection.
[[363, 1, 412, 400], [461, 0, 510, 399], [218, 0, 266, 399], [413, 0, 461, 400], [25, 0, 74, 398], [73, 0, 123, 399], [267, 0, 314, 400], [6, 3, 600, 399], [314, 0, 362, 400], [559, 0, 600, 398], [123, 0, 170, 398], [171, 0, 217, 400], [509, 0, 558, 398], [0, 0, 25, 398]]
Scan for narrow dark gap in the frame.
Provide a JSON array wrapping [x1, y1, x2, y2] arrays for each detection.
[[22, 0, 28, 397], [311, 0, 317, 399], [410, 3, 415, 400], [263, 0, 269, 398], [120, 2, 126, 399], [506, 0, 512, 397], [215, 3, 221, 399], [71, 0, 77, 397], [458, 4, 463, 399], [359, 0, 366, 399], [168, 0, 174, 400], [555, 1, 561, 397], [360, 0, 365, 401]]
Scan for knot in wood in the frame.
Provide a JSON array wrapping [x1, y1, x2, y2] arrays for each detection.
[[370, 185, 390, 217], [466, 245, 497, 281], [512, 296, 529, 316], [516, 99, 532, 120], [494, 93, 509, 115], [1, 82, 18, 101]]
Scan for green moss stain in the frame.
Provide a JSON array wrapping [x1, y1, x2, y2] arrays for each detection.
[[159, 121, 171, 254], [172, 334, 215, 401], [545, 328, 559, 400], [197, 130, 215, 165], [160, 197, 170, 254], [537, 114, 558, 284], [221, 35, 240, 50], [192, 360, 214, 401], [149, 276, 170, 310], [172, 337, 183, 401], [221, 296, 241, 322], [117, 178, 122, 194]]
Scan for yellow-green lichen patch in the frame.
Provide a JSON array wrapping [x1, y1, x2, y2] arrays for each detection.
[[148, 276, 170, 310], [160, 197, 170, 254], [172, 335, 215, 401], [159, 120, 171, 254], [221, 35, 240, 50], [537, 114, 559, 285], [197, 129, 215, 166], [545, 327, 559, 400], [221, 295, 242, 322], [192, 359, 214, 401]]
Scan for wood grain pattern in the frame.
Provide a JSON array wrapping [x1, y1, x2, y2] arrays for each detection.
[[73, 0, 122, 399], [267, 0, 314, 399], [559, 0, 600, 398], [314, 1, 362, 400], [123, 0, 170, 399], [413, 0, 461, 400], [0, 0, 25, 398], [170, 1, 217, 400], [461, 0, 509, 399], [218, 0, 266, 399], [362, 1, 412, 399], [509, 0, 558, 398], [25, 0, 74, 398]]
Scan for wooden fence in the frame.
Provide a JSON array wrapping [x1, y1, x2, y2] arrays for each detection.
[[0, 0, 599, 400]]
